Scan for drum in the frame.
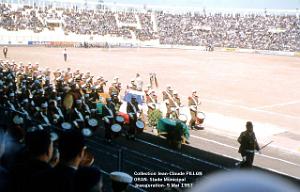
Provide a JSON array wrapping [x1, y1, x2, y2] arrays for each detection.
[[117, 112, 130, 124], [88, 118, 98, 128], [61, 122, 72, 130], [80, 150, 94, 167], [82, 128, 92, 137], [196, 112, 206, 125], [135, 120, 145, 133], [116, 115, 124, 124], [111, 124, 121, 138]]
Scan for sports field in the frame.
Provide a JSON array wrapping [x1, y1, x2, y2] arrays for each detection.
[[4, 47, 300, 153]]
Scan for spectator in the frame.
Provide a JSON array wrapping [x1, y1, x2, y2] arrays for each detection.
[[9, 129, 54, 192], [32, 129, 86, 192]]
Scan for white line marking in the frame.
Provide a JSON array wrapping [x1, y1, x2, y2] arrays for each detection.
[[255, 100, 300, 110], [136, 138, 228, 170], [201, 98, 300, 120], [190, 135, 300, 167]]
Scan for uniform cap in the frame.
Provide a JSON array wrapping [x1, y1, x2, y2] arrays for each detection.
[[110, 172, 133, 184], [41, 102, 48, 108], [179, 114, 187, 122], [13, 115, 24, 125]]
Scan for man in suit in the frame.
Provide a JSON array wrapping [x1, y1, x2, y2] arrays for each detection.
[[238, 121, 260, 168]]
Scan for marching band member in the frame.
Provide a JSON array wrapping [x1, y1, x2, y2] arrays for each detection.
[[36, 102, 51, 128], [146, 90, 158, 112], [126, 96, 140, 140], [134, 73, 143, 91], [73, 99, 86, 128], [102, 98, 116, 143], [188, 90, 201, 129]]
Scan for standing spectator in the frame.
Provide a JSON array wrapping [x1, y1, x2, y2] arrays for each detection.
[[63, 48, 68, 62], [238, 121, 260, 168]]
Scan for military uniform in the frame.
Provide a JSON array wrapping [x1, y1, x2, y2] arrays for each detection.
[[3, 47, 8, 58], [238, 126, 260, 168], [109, 84, 120, 96], [188, 95, 199, 128], [126, 100, 139, 139]]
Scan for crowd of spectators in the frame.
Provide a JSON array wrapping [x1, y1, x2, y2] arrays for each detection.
[[0, 3, 299, 51]]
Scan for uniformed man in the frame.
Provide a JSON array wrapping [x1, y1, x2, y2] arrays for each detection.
[[146, 90, 158, 112], [238, 121, 260, 168], [129, 79, 137, 90], [110, 171, 133, 192], [102, 98, 116, 143], [63, 48, 67, 62], [134, 73, 143, 91], [3, 46, 8, 58], [188, 90, 200, 129], [126, 96, 139, 140], [109, 79, 120, 97]]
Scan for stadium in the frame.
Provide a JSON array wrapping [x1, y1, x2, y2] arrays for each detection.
[[0, 0, 300, 192]]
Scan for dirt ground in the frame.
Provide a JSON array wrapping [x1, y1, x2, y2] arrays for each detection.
[[2, 47, 300, 149]]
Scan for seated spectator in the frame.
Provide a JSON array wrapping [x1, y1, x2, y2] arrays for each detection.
[[0, 123, 26, 170], [9, 129, 54, 192], [0, 129, 8, 192], [32, 129, 86, 192], [74, 167, 103, 192]]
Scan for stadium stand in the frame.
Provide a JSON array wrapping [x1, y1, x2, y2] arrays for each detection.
[[0, 3, 299, 51]]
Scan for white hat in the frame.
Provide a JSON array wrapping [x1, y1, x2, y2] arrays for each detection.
[[41, 102, 48, 108], [130, 78, 135, 82], [192, 89, 197, 93], [22, 98, 29, 103], [13, 115, 24, 125], [113, 76, 119, 80], [9, 92, 15, 97], [85, 94, 89, 98], [179, 114, 187, 122], [50, 132, 58, 141], [110, 171, 133, 184], [56, 96, 61, 101]]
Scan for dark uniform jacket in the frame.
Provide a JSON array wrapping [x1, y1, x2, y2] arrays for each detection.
[[238, 131, 260, 154]]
